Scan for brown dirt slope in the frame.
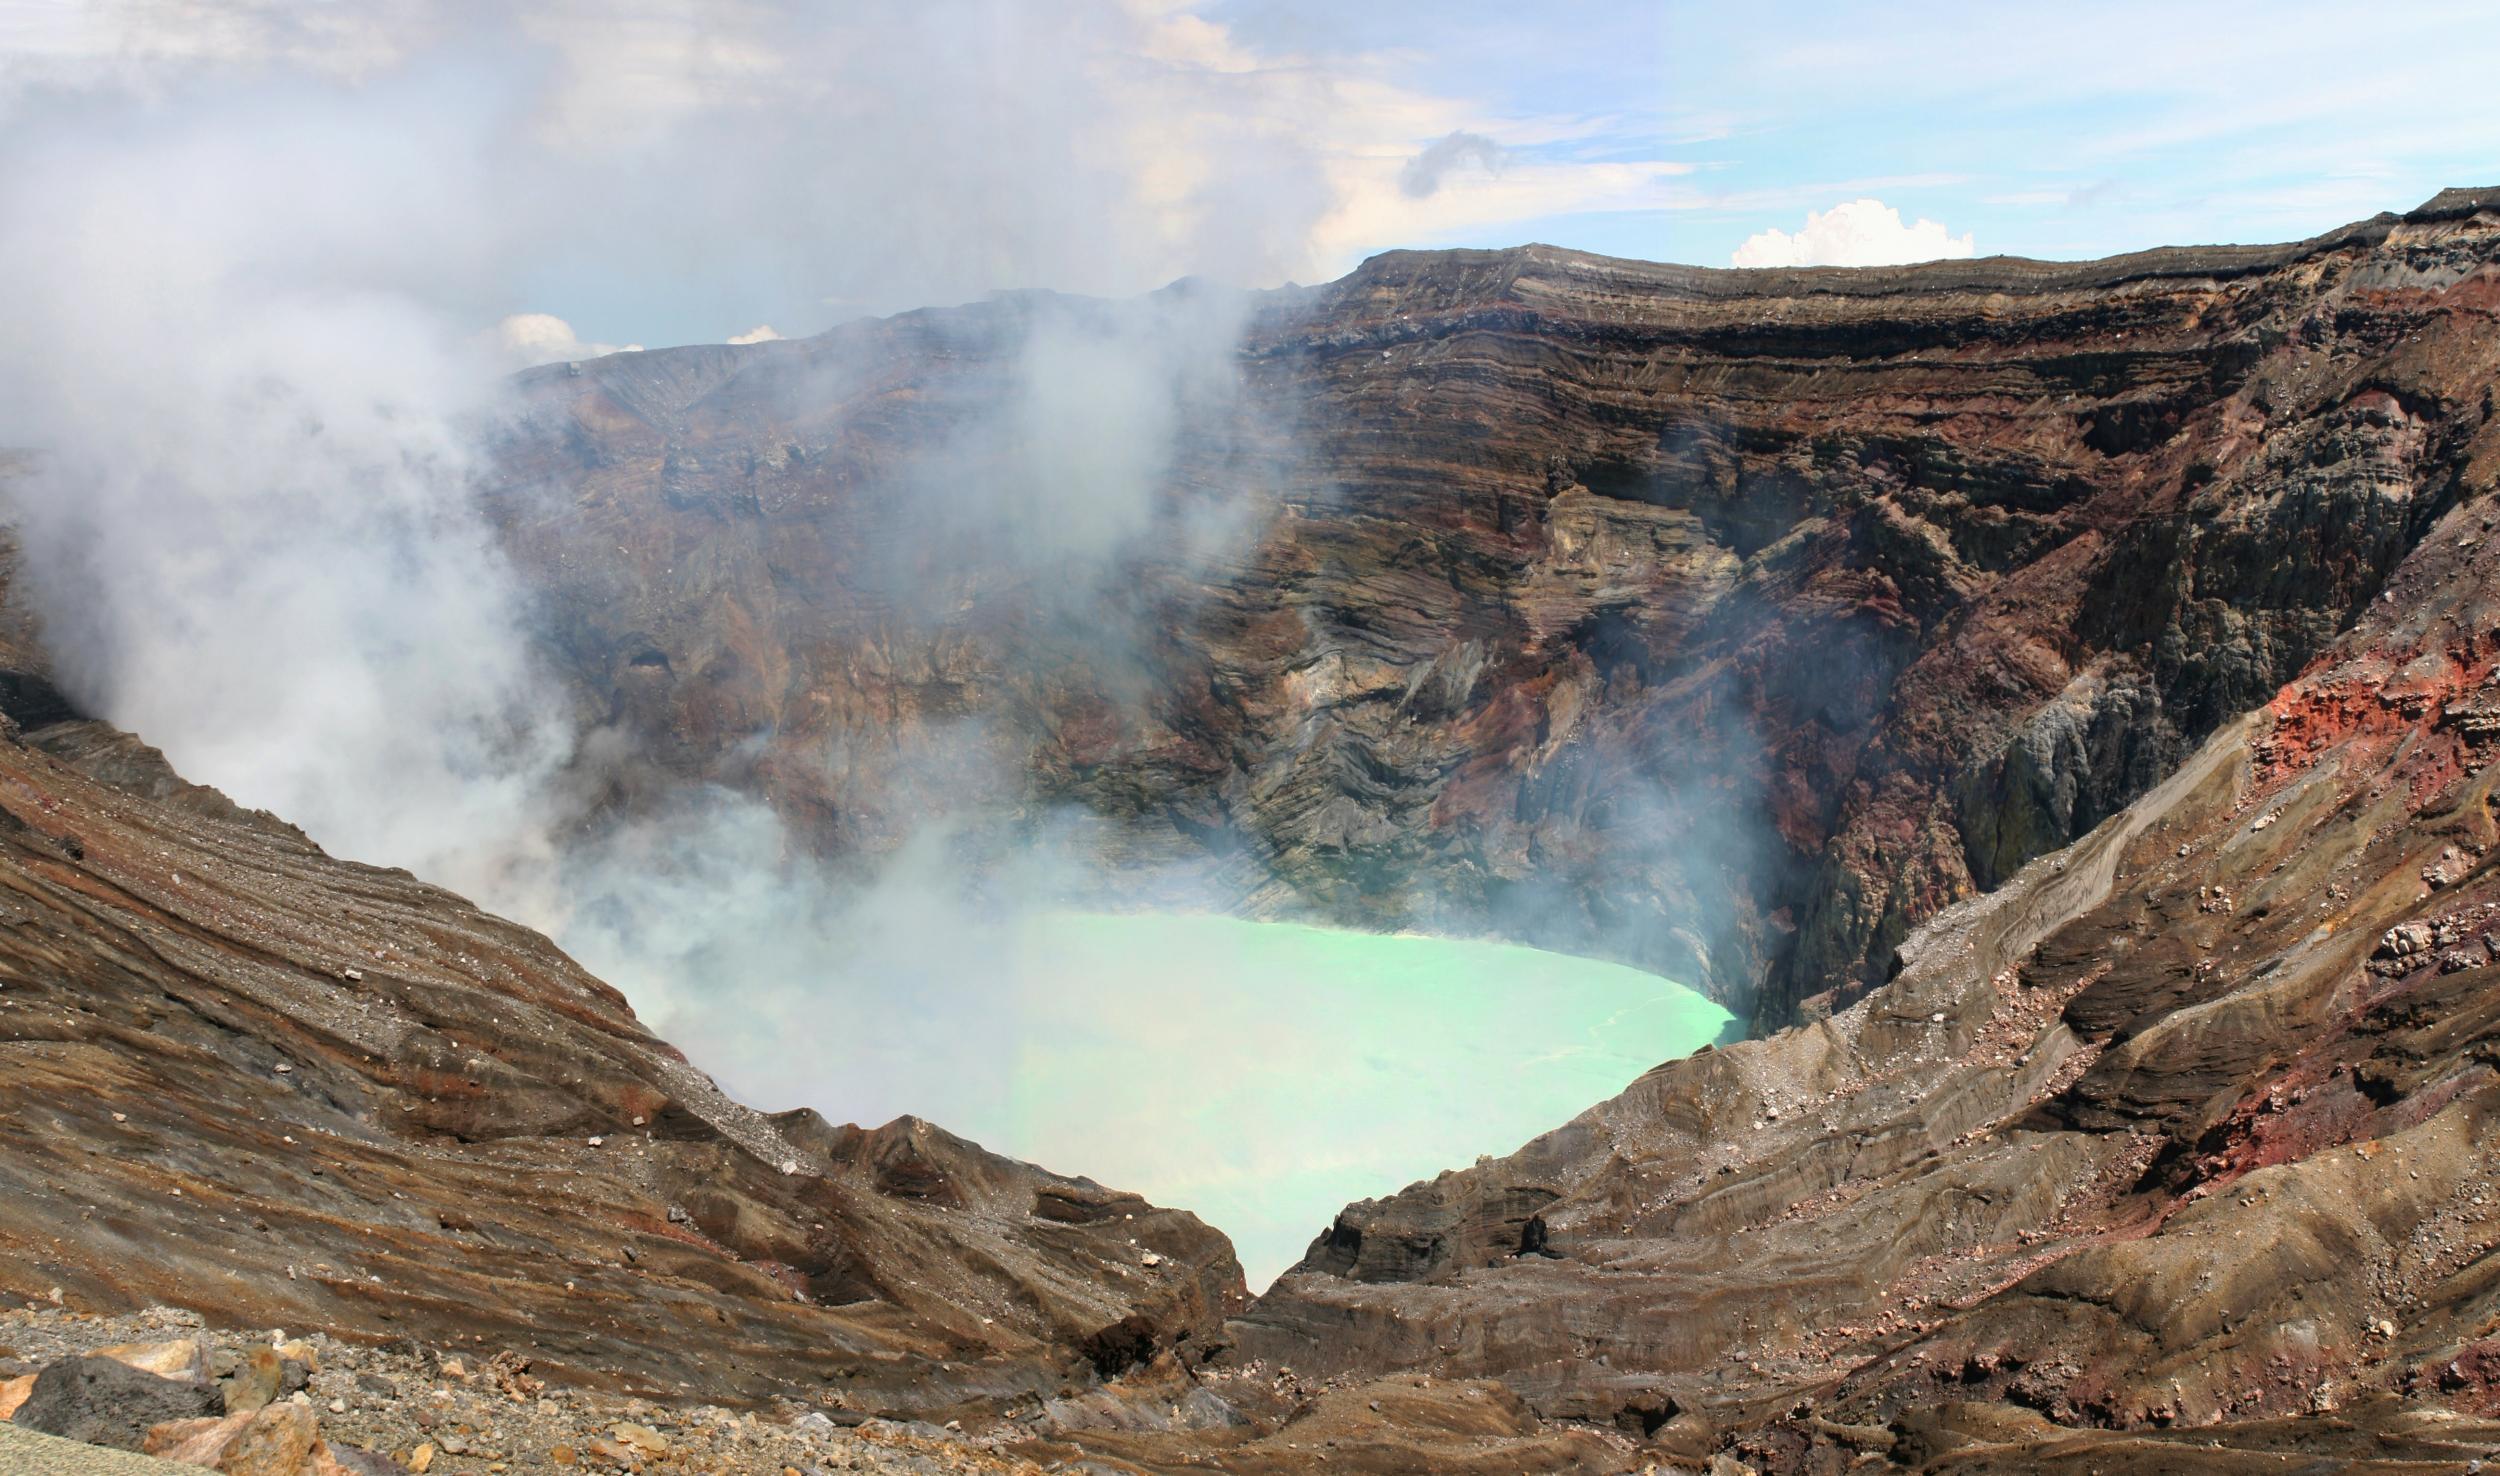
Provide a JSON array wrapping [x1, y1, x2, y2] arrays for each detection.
[[0, 682, 1242, 1421]]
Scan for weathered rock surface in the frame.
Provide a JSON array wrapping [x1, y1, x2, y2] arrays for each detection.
[[1231, 473, 2500, 1467], [14, 192, 2500, 1472], [490, 187, 2500, 1031], [13, 1357, 218, 1451], [0, 679, 1243, 1420]]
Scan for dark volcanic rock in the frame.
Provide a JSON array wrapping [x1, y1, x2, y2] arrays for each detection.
[[488, 188, 2500, 1031], [14, 1356, 220, 1450]]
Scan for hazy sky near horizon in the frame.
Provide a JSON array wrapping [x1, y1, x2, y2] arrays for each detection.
[[4, 0, 2494, 350]]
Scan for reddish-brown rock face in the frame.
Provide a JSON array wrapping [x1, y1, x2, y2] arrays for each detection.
[[1229, 463, 2500, 1469], [488, 189, 2500, 1033]]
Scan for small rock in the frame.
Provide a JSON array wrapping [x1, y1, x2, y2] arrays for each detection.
[[613, 1421, 669, 1457], [409, 1443, 437, 1473], [94, 1337, 206, 1383], [2380, 922, 2435, 959], [145, 1411, 255, 1465], [586, 1136, 604, 1148], [211, 1400, 320, 1476], [222, 1346, 286, 1414], [0, 1372, 34, 1420]]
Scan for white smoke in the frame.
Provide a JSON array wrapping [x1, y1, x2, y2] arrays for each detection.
[[0, 73, 574, 901], [0, 4, 1354, 1249], [0, 2, 1716, 1286], [1398, 129, 1506, 198], [0, 5, 1337, 897]]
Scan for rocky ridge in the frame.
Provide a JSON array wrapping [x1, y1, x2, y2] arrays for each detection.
[[0, 671, 1651, 1472], [0, 679, 1242, 1421], [1223, 448, 2500, 1469], [490, 188, 2500, 1032], [11, 192, 2500, 1472]]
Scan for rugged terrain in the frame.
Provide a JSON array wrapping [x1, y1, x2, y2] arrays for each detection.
[[0, 618, 1641, 1471], [1228, 481, 2500, 1469], [10, 191, 2500, 1473], [0, 670, 1243, 1418], [493, 186, 2500, 1031]]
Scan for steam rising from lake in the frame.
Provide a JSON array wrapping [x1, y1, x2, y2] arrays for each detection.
[[0, 2, 1737, 1280]]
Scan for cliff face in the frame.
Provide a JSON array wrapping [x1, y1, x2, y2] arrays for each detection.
[[488, 189, 2500, 1029], [0, 682, 1243, 1417], [8, 196, 2500, 1472], [1229, 461, 2500, 1468]]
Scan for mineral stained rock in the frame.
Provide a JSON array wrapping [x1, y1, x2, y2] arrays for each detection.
[[1230, 433, 2500, 1468], [489, 187, 2500, 1034], [13, 190, 2500, 1472]]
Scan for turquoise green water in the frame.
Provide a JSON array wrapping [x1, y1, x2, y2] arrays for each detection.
[[974, 913, 1735, 1288]]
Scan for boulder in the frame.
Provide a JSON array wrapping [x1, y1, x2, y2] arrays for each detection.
[[13, 1354, 221, 1450]]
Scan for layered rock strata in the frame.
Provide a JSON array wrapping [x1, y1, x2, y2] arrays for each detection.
[[490, 189, 2500, 1029], [0, 682, 1242, 1419], [1230, 470, 2500, 1470]]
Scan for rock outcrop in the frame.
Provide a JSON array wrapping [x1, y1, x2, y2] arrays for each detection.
[[489, 188, 2500, 1031], [0, 677, 1243, 1420], [13, 191, 2500, 1472], [1228, 467, 2500, 1468]]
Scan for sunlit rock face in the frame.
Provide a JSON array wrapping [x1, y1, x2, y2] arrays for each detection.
[[489, 189, 2500, 1033], [1233, 459, 2500, 1460]]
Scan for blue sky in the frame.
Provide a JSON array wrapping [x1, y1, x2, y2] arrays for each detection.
[[1222, 0, 2500, 270], [5, 0, 2496, 347]]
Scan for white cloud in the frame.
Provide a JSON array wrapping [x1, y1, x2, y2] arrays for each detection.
[[1730, 197, 1976, 268], [725, 324, 781, 344], [495, 311, 639, 367], [3, 2, 1712, 304]]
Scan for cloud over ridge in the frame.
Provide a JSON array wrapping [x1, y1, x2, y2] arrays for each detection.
[[1730, 197, 1975, 268]]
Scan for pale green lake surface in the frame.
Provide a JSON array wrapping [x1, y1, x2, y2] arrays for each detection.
[[974, 913, 1736, 1288]]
